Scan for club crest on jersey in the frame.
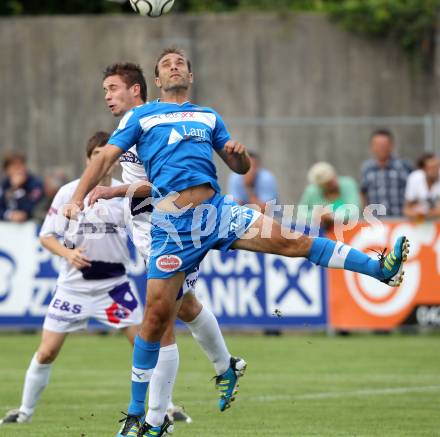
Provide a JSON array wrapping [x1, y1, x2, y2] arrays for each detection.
[[156, 255, 183, 272]]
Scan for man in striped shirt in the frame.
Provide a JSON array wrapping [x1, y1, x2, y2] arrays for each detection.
[[360, 129, 413, 217]]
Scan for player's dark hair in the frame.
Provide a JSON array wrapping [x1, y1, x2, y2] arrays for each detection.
[[86, 131, 110, 158], [103, 62, 147, 102], [2, 151, 26, 170], [417, 152, 435, 169], [370, 129, 394, 143], [155, 47, 192, 77]]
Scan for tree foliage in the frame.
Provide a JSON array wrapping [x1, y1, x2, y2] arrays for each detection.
[[0, 0, 129, 15], [328, 0, 440, 68]]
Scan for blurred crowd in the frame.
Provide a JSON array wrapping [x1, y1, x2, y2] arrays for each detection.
[[0, 152, 69, 224], [227, 128, 440, 229], [1, 128, 439, 228]]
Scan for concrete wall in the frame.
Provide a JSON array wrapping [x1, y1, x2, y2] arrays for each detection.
[[1, 13, 438, 203]]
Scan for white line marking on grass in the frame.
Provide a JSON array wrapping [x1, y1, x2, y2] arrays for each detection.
[[251, 385, 440, 402]]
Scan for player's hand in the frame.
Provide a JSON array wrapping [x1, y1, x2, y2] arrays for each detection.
[[65, 247, 92, 269], [63, 201, 84, 219], [88, 185, 115, 207], [224, 140, 247, 155]]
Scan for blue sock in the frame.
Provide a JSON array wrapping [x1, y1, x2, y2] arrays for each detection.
[[308, 237, 383, 279], [128, 336, 160, 417]]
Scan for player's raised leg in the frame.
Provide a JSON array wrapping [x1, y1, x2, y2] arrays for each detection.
[[0, 330, 66, 425], [232, 215, 409, 286], [118, 274, 185, 437], [179, 292, 247, 412]]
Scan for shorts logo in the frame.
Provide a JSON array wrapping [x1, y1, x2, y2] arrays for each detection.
[[156, 255, 182, 272], [105, 302, 130, 324]]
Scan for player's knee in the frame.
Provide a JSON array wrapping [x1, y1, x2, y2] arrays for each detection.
[[276, 234, 311, 258], [36, 349, 58, 364], [145, 312, 166, 330]]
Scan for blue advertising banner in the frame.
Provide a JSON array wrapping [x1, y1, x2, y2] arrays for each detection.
[[196, 250, 327, 328], [0, 222, 327, 330]]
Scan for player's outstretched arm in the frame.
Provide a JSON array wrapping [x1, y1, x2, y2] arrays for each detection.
[[216, 139, 251, 174], [88, 180, 152, 207], [88, 184, 130, 207], [67, 144, 122, 214]]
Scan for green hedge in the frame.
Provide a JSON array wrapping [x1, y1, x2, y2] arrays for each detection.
[[328, 0, 439, 67]]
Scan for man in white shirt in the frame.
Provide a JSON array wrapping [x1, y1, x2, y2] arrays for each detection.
[[0, 131, 143, 425], [403, 153, 440, 221]]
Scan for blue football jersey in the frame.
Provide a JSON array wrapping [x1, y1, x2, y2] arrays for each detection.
[[108, 100, 231, 198]]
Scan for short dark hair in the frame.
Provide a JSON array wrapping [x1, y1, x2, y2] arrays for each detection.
[[2, 151, 26, 171], [417, 152, 435, 169], [370, 129, 394, 142], [103, 62, 147, 102], [154, 47, 192, 77], [86, 131, 110, 159]]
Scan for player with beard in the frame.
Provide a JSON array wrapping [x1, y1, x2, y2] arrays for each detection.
[[91, 62, 246, 433]]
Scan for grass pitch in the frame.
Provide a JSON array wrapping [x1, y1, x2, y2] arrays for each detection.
[[0, 332, 439, 436]]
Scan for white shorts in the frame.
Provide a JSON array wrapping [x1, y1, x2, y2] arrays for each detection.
[[43, 281, 143, 333], [127, 209, 199, 296]]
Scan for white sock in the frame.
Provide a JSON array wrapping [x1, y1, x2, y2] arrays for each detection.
[[185, 306, 231, 375], [146, 344, 179, 427], [327, 241, 351, 268], [20, 354, 52, 417]]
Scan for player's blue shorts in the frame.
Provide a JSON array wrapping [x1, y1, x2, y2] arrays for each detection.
[[148, 193, 260, 279]]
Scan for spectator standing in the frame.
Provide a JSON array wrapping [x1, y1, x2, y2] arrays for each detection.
[[298, 162, 361, 230], [403, 153, 440, 221], [228, 151, 278, 213], [0, 152, 44, 222], [360, 129, 413, 216]]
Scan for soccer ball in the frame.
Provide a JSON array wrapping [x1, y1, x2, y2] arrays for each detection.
[[129, 0, 175, 17]]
